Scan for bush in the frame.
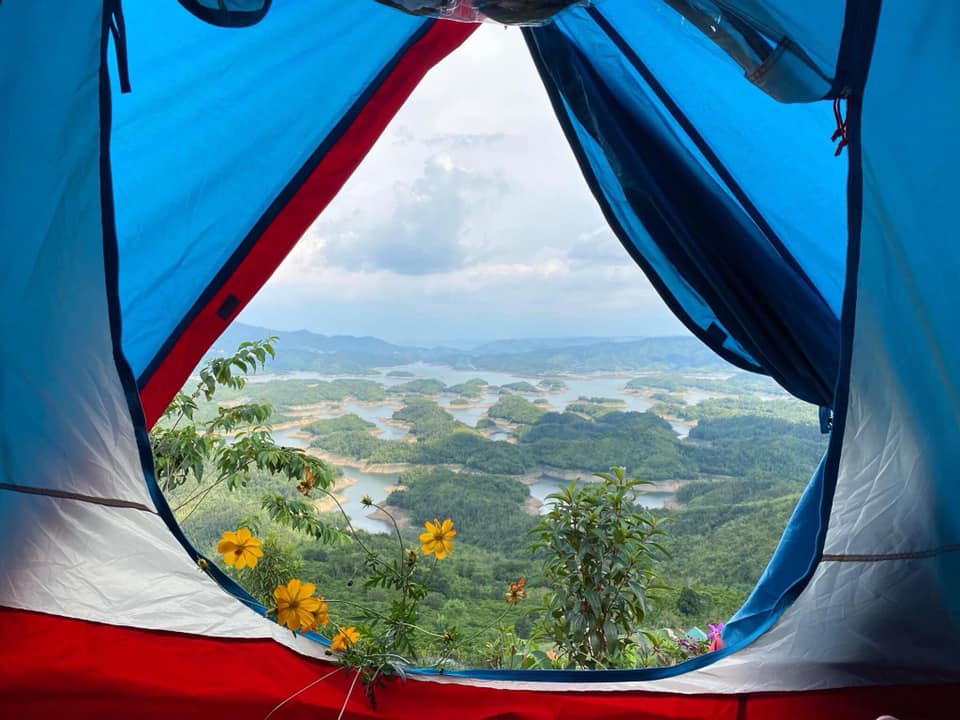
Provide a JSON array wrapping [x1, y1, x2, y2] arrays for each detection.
[[531, 467, 669, 668]]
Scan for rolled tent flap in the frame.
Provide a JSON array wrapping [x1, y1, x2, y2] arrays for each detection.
[[525, 0, 847, 408]]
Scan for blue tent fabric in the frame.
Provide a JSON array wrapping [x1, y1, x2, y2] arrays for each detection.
[[525, 1, 844, 407], [110, 0, 431, 383]]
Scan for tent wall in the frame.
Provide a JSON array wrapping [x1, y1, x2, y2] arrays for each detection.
[[0, 0, 306, 646], [3, 0, 960, 716], [108, 0, 474, 425], [3, 606, 959, 719]]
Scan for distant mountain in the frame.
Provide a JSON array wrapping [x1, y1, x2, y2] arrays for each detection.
[[470, 337, 643, 355], [210, 323, 730, 374], [210, 323, 426, 373], [462, 337, 728, 373]]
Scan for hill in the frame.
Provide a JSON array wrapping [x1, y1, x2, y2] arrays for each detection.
[[210, 323, 729, 374]]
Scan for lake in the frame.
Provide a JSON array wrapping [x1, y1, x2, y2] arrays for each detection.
[[265, 363, 700, 533], [527, 475, 675, 514]]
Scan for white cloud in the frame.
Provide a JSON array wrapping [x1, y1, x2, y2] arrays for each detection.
[[244, 24, 687, 344]]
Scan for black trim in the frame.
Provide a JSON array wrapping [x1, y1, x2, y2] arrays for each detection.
[[99, 0, 263, 613], [177, 0, 271, 28], [823, 545, 960, 562], [136, 20, 435, 390], [522, 27, 765, 375], [0, 482, 155, 513], [788, 0, 882, 607], [216, 293, 240, 321], [586, 5, 828, 311]]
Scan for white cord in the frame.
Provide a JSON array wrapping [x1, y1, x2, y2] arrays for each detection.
[[263, 666, 344, 720]]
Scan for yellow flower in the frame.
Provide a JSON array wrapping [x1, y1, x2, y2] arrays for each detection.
[[312, 596, 330, 629], [419, 517, 456, 559], [274, 579, 324, 632], [331, 626, 360, 652], [217, 528, 263, 569]]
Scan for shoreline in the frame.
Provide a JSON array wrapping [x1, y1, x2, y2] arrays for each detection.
[[312, 474, 360, 514]]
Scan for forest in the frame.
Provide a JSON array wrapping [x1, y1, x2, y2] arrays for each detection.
[[160, 339, 827, 667]]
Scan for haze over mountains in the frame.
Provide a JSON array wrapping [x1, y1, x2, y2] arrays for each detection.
[[212, 323, 729, 374]]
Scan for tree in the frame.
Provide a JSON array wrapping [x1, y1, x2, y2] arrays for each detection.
[[676, 586, 703, 617], [149, 337, 341, 545]]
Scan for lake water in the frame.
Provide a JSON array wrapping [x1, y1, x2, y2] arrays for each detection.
[[265, 363, 704, 533], [527, 475, 675, 514], [336, 467, 399, 534]]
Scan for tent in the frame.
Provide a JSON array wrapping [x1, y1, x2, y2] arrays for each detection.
[[2, 0, 958, 716]]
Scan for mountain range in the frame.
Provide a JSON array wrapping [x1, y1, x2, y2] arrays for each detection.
[[210, 323, 731, 374]]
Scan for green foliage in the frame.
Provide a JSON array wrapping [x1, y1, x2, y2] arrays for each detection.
[[388, 379, 447, 395], [500, 381, 540, 393], [484, 626, 554, 669], [532, 467, 669, 668], [676, 587, 703, 617], [150, 337, 339, 543], [521, 411, 697, 480], [538, 379, 567, 391], [387, 469, 536, 554], [489, 394, 547, 424], [446, 378, 489, 398], [386, 370, 416, 378], [261, 493, 345, 545], [303, 414, 377, 436], [661, 396, 818, 424], [625, 372, 785, 396], [226, 378, 387, 408], [565, 402, 617, 418], [392, 398, 459, 437], [238, 533, 304, 606]]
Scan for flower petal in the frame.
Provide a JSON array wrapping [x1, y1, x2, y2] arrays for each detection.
[[297, 582, 316, 600], [300, 597, 321, 613], [235, 528, 252, 543], [217, 539, 238, 553]]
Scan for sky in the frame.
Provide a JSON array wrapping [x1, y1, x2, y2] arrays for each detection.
[[239, 23, 687, 347]]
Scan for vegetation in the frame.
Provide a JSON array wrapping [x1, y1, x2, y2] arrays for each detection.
[[388, 379, 447, 395], [387, 469, 535, 555], [650, 396, 817, 425], [488, 394, 547, 425], [446, 378, 489, 398], [501, 381, 540, 393], [150, 338, 339, 548], [625, 372, 786, 395], [532, 468, 669, 669], [165, 335, 827, 675]]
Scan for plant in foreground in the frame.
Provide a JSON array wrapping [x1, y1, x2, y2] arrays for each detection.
[[532, 466, 670, 669]]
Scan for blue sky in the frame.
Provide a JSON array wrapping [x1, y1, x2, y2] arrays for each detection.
[[240, 24, 686, 346]]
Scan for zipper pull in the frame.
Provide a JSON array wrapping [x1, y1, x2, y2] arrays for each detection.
[[831, 95, 848, 156], [109, 0, 131, 94]]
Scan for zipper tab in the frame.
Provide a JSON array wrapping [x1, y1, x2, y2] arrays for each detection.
[[831, 94, 849, 156], [108, 0, 131, 94]]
